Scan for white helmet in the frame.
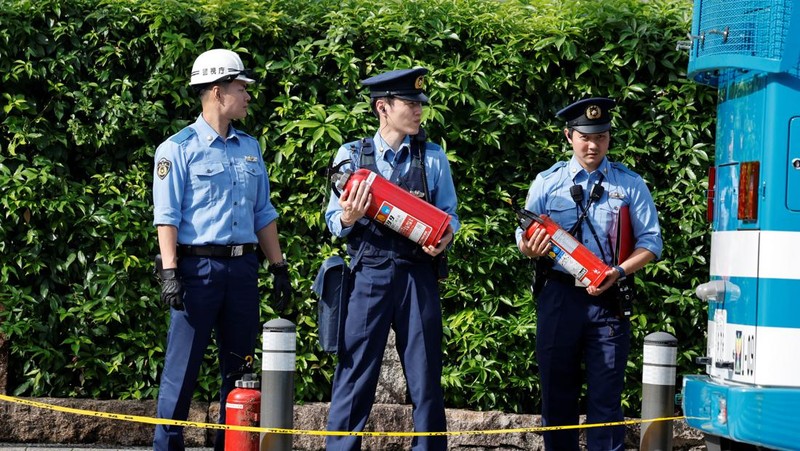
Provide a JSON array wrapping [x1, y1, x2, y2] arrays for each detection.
[[189, 49, 256, 87]]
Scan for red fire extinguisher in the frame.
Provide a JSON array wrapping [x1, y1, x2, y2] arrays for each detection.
[[224, 372, 261, 451], [517, 208, 611, 289], [332, 168, 451, 247]]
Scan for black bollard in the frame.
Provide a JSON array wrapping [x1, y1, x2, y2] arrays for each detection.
[[260, 318, 296, 451], [640, 331, 677, 451]]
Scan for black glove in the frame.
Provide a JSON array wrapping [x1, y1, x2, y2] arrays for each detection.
[[159, 268, 184, 311], [268, 260, 292, 313]]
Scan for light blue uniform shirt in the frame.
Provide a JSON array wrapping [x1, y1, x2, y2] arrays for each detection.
[[515, 156, 662, 271], [152, 115, 278, 245], [325, 132, 460, 238]]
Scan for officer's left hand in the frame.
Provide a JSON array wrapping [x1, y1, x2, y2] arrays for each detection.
[[586, 267, 621, 296], [423, 224, 453, 257], [158, 268, 185, 311], [268, 261, 292, 313]]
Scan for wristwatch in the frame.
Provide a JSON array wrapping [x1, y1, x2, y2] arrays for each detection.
[[613, 265, 627, 281]]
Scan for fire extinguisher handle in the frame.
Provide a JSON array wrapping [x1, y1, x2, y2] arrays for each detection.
[[329, 167, 353, 198], [517, 208, 545, 226]]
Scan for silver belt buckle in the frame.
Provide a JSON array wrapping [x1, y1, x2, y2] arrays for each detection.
[[231, 245, 244, 257]]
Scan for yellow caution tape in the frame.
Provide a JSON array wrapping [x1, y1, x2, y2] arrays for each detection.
[[0, 393, 687, 437]]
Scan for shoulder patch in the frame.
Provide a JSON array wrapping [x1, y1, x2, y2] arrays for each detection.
[[156, 157, 171, 180], [169, 126, 196, 144], [538, 161, 567, 178]]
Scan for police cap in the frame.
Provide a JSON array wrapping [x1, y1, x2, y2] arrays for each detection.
[[557, 97, 616, 134], [361, 68, 429, 103]]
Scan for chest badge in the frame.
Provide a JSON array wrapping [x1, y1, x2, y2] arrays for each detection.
[[156, 158, 171, 180], [245, 155, 258, 163], [609, 191, 625, 199]]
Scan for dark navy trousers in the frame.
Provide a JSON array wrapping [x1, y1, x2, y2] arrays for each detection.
[[326, 256, 447, 451], [153, 254, 260, 451], [536, 279, 630, 451]]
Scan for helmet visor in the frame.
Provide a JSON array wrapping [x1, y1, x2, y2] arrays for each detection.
[[233, 69, 256, 84], [218, 69, 256, 84], [191, 69, 257, 93]]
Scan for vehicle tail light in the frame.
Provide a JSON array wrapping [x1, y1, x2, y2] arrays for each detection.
[[738, 161, 759, 221]]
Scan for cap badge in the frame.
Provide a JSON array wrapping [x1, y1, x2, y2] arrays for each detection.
[[414, 76, 425, 90], [157, 158, 171, 180], [585, 105, 602, 120]]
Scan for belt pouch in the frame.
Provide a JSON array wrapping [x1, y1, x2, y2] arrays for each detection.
[[312, 255, 349, 353]]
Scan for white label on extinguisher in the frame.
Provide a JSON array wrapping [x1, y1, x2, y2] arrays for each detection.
[[549, 245, 588, 280], [373, 201, 432, 245], [226, 403, 245, 410], [551, 229, 579, 253]]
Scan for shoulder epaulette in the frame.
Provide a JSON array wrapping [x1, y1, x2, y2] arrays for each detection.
[[169, 126, 195, 144], [538, 161, 567, 178], [425, 141, 442, 153], [610, 161, 638, 177], [237, 130, 255, 140]]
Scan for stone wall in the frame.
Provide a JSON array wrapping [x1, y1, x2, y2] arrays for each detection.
[[0, 398, 705, 450], [0, 303, 7, 395], [0, 334, 7, 396], [0, 331, 705, 450]]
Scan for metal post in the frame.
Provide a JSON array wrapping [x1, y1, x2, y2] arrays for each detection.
[[640, 331, 677, 451], [260, 318, 296, 451]]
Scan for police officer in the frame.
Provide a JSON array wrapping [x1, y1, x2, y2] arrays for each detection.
[[324, 67, 459, 451], [151, 48, 292, 451], [515, 98, 662, 451]]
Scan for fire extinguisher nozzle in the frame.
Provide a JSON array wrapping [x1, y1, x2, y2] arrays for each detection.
[[517, 209, 544, 224], [331, 170, 352, 193]]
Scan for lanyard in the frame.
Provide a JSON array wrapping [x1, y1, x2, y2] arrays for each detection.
[[568, 179, 607, 263]]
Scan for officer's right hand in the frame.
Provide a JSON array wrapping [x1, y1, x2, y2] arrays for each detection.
[[519, 226, 551, 259], [339, 179, 372, 227], [159, 268, 184, 311]]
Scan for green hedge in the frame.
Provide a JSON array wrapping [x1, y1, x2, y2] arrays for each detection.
[[0, 0, 714, 415]]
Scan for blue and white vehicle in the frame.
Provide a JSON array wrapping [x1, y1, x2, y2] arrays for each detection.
[[682, 1, 800, 450]]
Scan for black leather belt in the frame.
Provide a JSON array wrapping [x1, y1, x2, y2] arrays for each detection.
[[547, 270, 580, 286], [547, 271, 619, 305], [177, 244, 258, 258]]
